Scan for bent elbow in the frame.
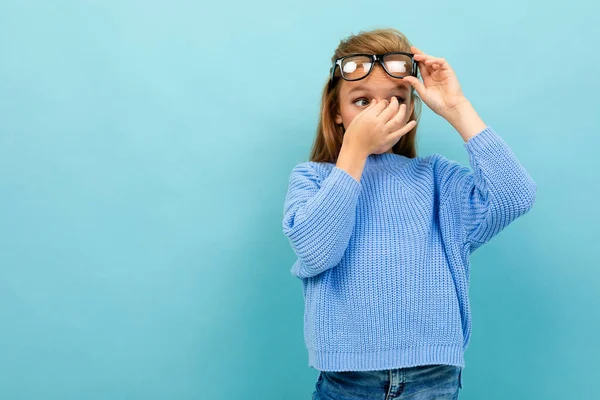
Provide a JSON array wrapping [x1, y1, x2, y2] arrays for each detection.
[[516, 177, 537, 213]]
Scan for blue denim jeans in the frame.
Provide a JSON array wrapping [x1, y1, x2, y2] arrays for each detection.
[[312, 364, 463, 400]]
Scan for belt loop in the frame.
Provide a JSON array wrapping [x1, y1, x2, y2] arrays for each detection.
[[458, 367, 463, 389], [385, 369, 393, 400]]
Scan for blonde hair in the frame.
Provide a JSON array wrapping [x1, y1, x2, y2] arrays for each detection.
[[309, 28, 422, 163]]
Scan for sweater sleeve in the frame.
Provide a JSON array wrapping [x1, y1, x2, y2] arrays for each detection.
[[282, 162, 362, 278], [435, 126, 537, 253]]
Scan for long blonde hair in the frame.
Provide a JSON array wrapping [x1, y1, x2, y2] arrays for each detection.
[[309, 28, 422, 163]]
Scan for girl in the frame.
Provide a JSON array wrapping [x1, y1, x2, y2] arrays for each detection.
[[282, 28, 537, 400]]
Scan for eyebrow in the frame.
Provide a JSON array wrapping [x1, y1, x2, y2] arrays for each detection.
[[348, 83, 409, 95]]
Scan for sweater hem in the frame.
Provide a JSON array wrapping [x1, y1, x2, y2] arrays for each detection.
[[307, 344, 465, 372]]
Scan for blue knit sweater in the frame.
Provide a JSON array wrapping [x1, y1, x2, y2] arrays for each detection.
[[282, 126, 537, 372]]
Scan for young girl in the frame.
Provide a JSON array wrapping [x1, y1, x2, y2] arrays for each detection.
[[282, 28, 537, 400]]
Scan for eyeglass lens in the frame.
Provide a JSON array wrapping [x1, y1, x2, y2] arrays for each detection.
[[340, 54, 413, 80]]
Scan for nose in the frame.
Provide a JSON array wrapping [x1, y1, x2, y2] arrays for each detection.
[[375, 97, 396, 104]]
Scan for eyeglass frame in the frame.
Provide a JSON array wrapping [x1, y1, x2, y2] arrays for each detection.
[[328, 52, 419, 90]]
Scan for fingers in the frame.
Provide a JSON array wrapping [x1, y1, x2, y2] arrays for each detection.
[[403, 76, 426, 98], [389, 119, 417, 141], [370, 98, 389, 116], [422, 57, 448, 70], [356, 98, 381, 119], [411, 45, 448, 75], [417, 59, 431, 80], [411, 45, 439, 61], [415, 58, 432, 81], [412, 46, 438, 71], [416, 56, 439, 77], [410, 45, 425, 55], [384, 102, 409, 132], [414, 51, 450, 71], [376, 97, 400, 120], [415, 53, 445, 64]]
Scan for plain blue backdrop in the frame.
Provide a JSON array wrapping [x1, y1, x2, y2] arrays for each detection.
[[0, 1, 598, 399]]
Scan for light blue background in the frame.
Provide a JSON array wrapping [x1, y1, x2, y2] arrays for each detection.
[[1, 1, 598, 399]]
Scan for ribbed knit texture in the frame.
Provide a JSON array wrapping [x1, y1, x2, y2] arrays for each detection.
[[282, 126, 537, 372]]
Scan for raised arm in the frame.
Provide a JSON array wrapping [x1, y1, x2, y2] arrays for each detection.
[[435, 126, 537, 253]]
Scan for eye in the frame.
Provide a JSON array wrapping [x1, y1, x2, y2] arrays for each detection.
[[394, 96, 406, 103], [352, 97, 370, 107]]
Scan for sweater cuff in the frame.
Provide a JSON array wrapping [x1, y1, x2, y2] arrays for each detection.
[[463, 125, 508, 153], [329, 165, 362, 191]]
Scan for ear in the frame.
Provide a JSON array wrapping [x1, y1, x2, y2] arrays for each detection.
[[335, 112, 342, 125]]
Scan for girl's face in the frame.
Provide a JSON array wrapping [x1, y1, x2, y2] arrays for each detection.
[[335, 65, 414, 153]]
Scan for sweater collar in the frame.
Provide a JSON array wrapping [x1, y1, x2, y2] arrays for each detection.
[[365, 152, 409, 166]]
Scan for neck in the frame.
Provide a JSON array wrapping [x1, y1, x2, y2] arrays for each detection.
[[365, 152, 409, 167]]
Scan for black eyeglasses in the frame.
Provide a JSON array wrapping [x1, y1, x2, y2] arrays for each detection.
[[328, 52, 418, 90]]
